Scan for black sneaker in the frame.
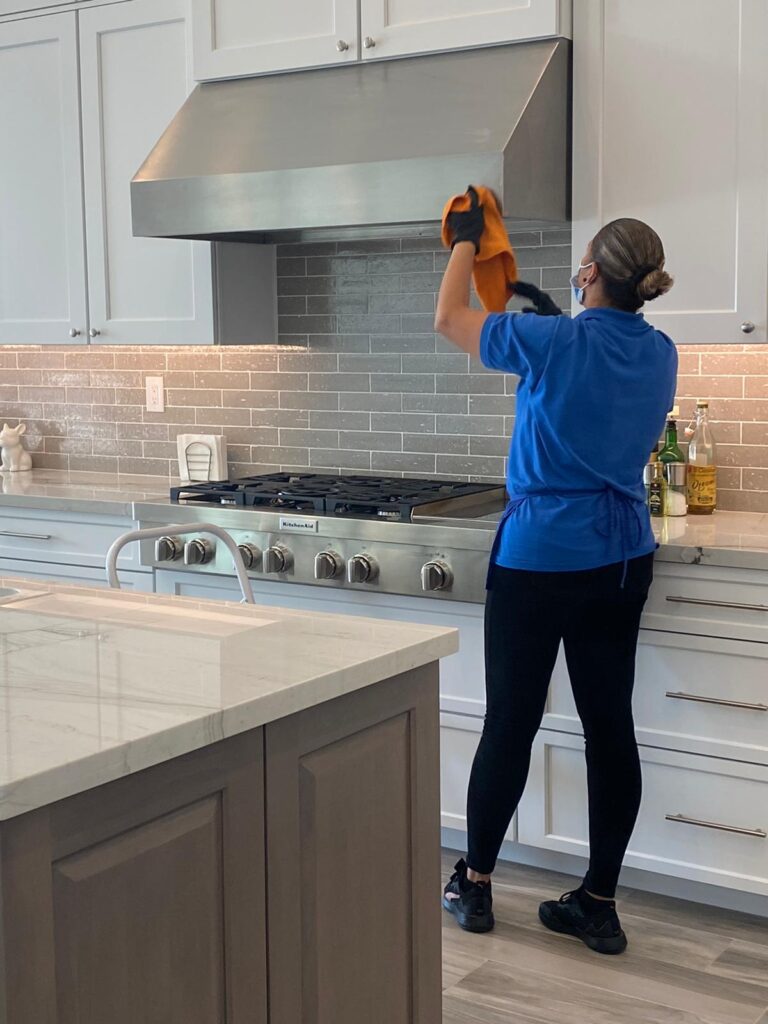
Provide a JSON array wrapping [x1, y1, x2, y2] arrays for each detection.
[[442, 858, 495, 933], [538, 887, 627, 954]]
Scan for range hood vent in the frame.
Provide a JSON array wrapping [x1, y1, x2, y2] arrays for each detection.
[[131, 39, 570, 242]]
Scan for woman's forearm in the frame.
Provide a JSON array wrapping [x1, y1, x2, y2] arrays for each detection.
[[435, 242, 488, 357]]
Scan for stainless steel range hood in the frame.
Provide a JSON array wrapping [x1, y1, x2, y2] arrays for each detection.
[[131, 40, 569, 242]]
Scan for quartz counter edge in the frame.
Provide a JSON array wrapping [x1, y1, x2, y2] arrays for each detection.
[[0, 580, 458, 821]]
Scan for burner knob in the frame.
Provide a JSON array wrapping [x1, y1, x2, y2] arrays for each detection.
[[421, 560, 453, 592], [347, 554, 378, 584], [236, 543, 261, 571], [314, 550, 344, 580], [263, 545, 293, 574], [184, 538, 215, 566], [155, 536, 183, 562]]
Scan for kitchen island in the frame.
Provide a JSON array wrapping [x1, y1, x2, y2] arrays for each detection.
[[0, 579, 457, 1024]]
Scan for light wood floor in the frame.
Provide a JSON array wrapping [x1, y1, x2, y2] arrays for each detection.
[[440, 849, 768, 1024]]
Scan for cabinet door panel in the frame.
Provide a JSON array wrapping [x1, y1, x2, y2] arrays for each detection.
[[0, 13, 87, 344], [193, 0, 359, 80], [0, 733, 267, 1023], [0, 1, 91, 14], [360, 0, 569, 59], [0, 558, 153, 591], [519, 730, 768, 894], [79, 0, 213, 344], [573, 0, 768, 343]]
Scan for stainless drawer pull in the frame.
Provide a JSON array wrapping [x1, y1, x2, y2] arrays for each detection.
[[665, 813, 767, 839], [666, 691, 768, 712], [0, 530, 54, 541], [666, 595, 768, 613]]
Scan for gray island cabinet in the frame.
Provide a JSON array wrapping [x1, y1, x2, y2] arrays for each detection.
[[0, 580, 456, 1024]]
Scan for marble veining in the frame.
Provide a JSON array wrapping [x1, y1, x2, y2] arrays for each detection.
[[0, 579, 457, 820]]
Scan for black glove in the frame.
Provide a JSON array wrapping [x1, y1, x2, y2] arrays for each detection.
[[446, 186, 484, 253], [512, 279, 563, 316]]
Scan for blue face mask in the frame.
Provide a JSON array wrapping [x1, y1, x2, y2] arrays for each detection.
[[570, 261, 594, 305]]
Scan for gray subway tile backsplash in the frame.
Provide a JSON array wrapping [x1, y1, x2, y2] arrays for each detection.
[[267, 227, 571, 481]]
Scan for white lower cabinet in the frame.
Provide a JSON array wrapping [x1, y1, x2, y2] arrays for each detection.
[[547, 629, 768, 763], [518, 730, 768, 896], [0, 558, 152, 591], [440, 713, 516, 842]]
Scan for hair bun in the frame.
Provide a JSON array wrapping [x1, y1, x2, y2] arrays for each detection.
[[637, 268, 673, 302]]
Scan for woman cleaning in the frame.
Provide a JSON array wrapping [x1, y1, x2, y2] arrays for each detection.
[[437, 189, 677, 955]]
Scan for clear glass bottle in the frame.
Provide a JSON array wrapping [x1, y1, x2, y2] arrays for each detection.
[[687, 401, 717, 515]]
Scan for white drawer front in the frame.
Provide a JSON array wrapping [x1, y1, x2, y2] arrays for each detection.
[[643, 563, 768, 642], [519, 731, 768, 894], [0, 510, 145, 570], [547, 632, 768, 763], [440, 715, 516, 842]]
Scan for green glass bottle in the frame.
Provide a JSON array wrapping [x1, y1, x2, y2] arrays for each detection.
[[658, 419, 685, 465]]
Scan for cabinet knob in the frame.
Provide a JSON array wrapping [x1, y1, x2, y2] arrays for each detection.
[[69, 328, 81, 338], [89, 328, 101, 338], [741, 321, 756, 334], [363, 36, 376, 48], [336, 39, 349, 51]]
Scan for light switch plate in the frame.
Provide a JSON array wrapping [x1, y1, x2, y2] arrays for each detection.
[[145, 376, 165, 413]]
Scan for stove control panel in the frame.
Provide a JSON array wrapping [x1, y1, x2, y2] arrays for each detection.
[[140, 522, 491, 603]]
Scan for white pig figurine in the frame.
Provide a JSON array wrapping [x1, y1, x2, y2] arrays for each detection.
[[0, 423, 32, 472]]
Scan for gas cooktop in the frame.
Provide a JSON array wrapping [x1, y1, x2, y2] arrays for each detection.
[[171, 473, 502, 523]]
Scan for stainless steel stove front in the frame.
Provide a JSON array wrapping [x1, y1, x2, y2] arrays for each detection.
[[134, 503, 495, 604]]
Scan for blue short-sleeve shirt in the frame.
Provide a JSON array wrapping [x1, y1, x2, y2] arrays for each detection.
[[480, 307, 678, 572]]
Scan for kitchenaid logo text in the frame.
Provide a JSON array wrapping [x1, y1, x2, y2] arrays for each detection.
[[279, 517, 319, 533]]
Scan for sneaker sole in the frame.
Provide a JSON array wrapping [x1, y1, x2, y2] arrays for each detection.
[[442, 896, 495, 933], [538, 904, 627, 955]]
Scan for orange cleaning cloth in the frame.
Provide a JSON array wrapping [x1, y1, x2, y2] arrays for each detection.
[[441, 186, 518, 313]]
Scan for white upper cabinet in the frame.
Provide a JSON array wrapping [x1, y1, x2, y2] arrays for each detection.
[[0, 14, 87, 344], [193, 0, 359, 80], [192, 0, 570, 80], [572, 0, 768, 345], [0, 1, 91, 13], [359, 0, 571, 60], [79, 0, 213, 344]]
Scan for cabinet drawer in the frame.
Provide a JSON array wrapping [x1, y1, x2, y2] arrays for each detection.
[[519, 731, 768, 894], [643, 563, 768, 643], [547, 632, 768, 763], [0, 510, 145, 571]]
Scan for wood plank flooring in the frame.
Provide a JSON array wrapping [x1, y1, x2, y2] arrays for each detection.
[[441, 850, 768, 1024]]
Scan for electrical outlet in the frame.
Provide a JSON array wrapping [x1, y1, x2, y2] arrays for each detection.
[[145, 376, 165, 413]]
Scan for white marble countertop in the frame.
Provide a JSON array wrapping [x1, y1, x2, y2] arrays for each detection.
[[0, 578, 457, 821], [652, 510, 768, 571], [0, 469, 167, 516]]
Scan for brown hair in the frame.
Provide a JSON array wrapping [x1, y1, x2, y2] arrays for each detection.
[[591, 218, 674, 312]]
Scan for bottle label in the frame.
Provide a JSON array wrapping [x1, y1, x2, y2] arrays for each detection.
[[687, 465, 717, 508]]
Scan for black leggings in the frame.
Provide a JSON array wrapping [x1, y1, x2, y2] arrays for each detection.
[[466, 553, 654, 897]]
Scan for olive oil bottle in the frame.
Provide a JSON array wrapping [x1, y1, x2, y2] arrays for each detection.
[[687, 401, 717, 515]]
